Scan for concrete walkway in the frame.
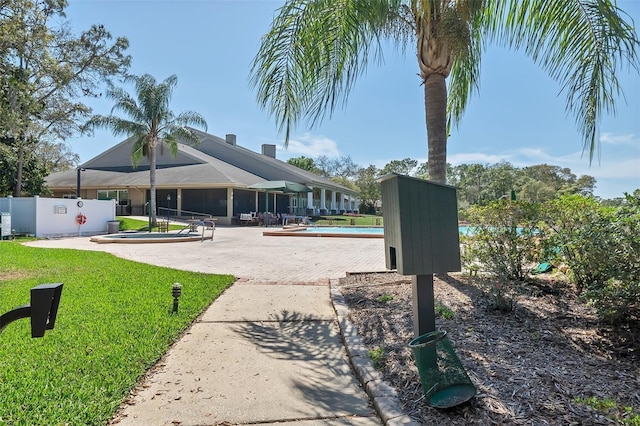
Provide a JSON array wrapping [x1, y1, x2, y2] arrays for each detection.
[[26, 226, 417, 425]]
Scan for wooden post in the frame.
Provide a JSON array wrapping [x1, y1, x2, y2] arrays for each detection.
[[412, 274, 435, 337]]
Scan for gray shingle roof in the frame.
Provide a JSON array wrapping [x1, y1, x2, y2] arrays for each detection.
[[46, 130, 356, 196]]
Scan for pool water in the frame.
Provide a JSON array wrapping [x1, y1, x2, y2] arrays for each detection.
[[303, 226, 474, 235], [265, 225, 474, 238]]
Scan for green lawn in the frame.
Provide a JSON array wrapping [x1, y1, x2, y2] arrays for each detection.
[[313, 214, 382, 227], [0, 241, 235, 425], [115, 216, 185, 232]]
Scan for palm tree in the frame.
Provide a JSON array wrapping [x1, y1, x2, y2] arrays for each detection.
[[83, 74, 207, 226], [250, 0, 639, 183]]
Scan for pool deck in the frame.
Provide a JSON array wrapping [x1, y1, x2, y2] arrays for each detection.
[[26, 225, 387, 282]]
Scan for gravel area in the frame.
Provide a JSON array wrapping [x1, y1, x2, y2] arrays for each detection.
[[336, 272, 639, 425]]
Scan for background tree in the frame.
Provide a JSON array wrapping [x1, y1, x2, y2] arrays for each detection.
[[380, 158, 418, 176], [287, 156, 318, 173], [83, 74, 207, 226], [332, 155, 359, 178], [35, 141, 80, 173], [251, 0, 639, 184], [0, 136, 49, 196], [0, 0, 130, 195], [354, 164, 382, 214]]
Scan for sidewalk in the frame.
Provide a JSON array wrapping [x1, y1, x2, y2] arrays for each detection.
[[112, 282, 381, 425], [26, 227, 416, 425]]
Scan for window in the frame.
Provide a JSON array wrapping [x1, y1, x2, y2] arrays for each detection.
[[98, 190, 129, 204]]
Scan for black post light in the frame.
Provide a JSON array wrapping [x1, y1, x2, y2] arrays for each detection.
[[167, 194, 171, 223], [172, 283, 182, 313], [0, 283, 64, 338], [76, 168, 86, 198]]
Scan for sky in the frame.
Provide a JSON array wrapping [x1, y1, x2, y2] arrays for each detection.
[[62, 0, 639, 199]]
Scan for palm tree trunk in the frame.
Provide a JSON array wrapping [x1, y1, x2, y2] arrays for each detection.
[[424, 74, 448, 184], [149, 145, 157, 227]]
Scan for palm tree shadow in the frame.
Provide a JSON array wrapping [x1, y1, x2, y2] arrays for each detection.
[[230, 310, 375, 416]]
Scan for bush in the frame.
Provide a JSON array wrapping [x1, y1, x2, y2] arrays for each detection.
[[541, 195, 613, 292], [462, 200, 542, 281], [542, 194, 640, 323]]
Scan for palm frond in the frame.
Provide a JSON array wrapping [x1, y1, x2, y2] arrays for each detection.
[[250, 0, 404, 145], [447, 2, 485, 130], [483, 0, 640, 162]]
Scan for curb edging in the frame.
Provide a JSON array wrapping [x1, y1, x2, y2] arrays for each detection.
[[330, 280, 420, 426]]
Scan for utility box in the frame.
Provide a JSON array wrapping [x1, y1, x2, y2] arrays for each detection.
[[380, 174, 460, 275], [0, 212, 11, 239]]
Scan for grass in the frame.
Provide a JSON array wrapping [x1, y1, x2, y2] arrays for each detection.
[[575, 396, 640, 426], [378, 294, 394, 303], [435, 301, 456, 319], [368, 347, 386, 370], [574, 396, 640, 425], [313, 214, 382, 227], [0, 241, 235, 425], [116, 216, 184, 232]]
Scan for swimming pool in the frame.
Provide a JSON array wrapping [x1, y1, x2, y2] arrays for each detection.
[[264, 225, 476, 238]]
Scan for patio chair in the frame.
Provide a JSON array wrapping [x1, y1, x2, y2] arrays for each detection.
[[302, 216, 316, 225]]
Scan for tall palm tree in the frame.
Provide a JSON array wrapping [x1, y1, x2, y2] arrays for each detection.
[[83, 74, 207, 226], [251, 0, 639, 183]]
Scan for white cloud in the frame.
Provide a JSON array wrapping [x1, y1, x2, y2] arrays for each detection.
[[447, 152, 513, 165], [600, 132, 639, 146], [277, 133, 341, 159]]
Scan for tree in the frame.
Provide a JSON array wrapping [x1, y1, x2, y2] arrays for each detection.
[[287, 156, 318, 172], [251, 0, 639, 184], [83, 74, 207, 226], [380, 158, 418, 176], [332, 155, 359, 178], [0, 136, 49, 196], [35, 141, 80, 173], [354, 164, 382, 214], [313, 154, 359, 178], [0, 0, 130, 195]]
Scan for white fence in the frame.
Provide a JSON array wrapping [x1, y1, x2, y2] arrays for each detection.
[[0, 196, 116, 238]]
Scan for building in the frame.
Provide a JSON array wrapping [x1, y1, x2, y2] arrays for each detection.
[[45, 129, 359, 225]]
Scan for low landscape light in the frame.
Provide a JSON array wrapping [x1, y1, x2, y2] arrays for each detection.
[[172, 283, 182, 313]]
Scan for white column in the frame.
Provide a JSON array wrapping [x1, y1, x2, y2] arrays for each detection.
[[227, 188, 234, 218], [331, 191, 337, 211], [254, 191, 259, 214], [354, 196, 359, 212], [348, 194, 353, 211], [320, 188, 326, 211], [339, 193, 345, 211], [307, 191, 313, 210]]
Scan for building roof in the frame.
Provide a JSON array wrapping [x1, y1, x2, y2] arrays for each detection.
[[46, 130, 356, 195]]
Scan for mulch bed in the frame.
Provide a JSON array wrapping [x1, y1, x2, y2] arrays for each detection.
[[336, 272, 639, 425]]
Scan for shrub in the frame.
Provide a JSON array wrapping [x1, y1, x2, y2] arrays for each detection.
[[541, 195, 614, 292], [462, 200, 542, 281], [488, 279, 517, 312], [542, 194, 640, 323]]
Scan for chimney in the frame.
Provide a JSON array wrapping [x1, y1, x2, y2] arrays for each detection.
[[261, 144, 276, 158], [225, 134, 236, 145]]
